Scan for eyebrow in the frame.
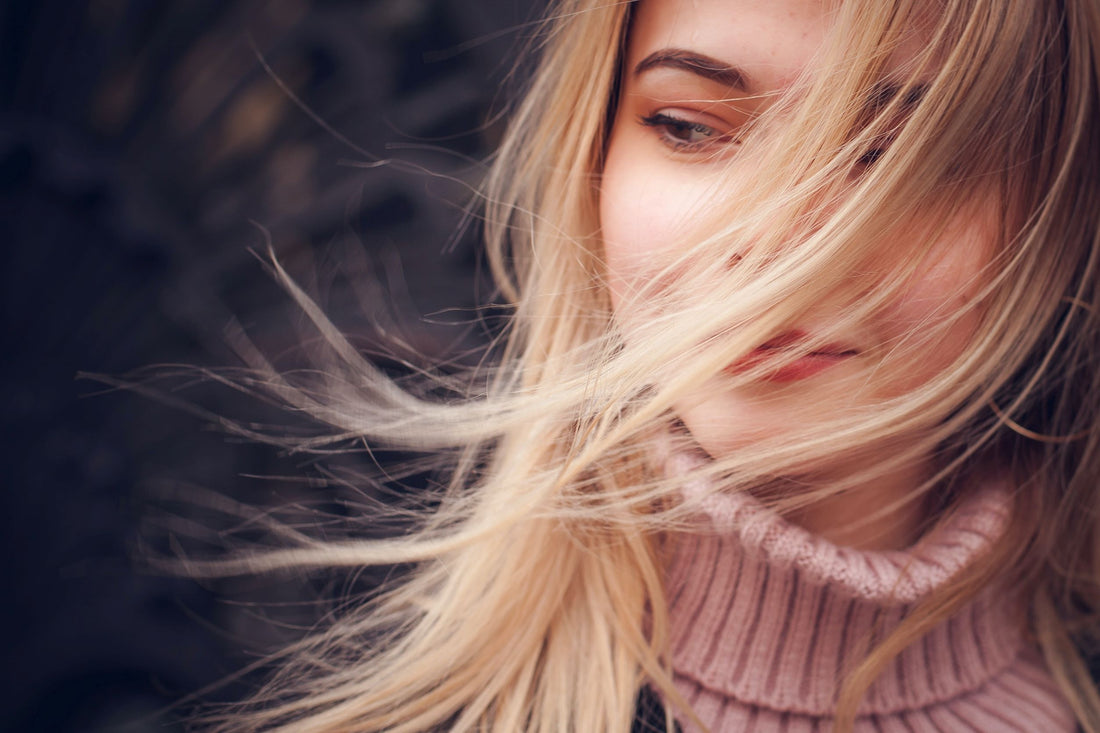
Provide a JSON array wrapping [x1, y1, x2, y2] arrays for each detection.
[[634, 49, 751, 92], [635, 48, 929, 116]]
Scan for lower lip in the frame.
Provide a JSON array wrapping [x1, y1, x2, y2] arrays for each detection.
[[726, 351, 856, 382]]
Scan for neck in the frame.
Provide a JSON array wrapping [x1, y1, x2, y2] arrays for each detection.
[[782, 457, 933, 551]]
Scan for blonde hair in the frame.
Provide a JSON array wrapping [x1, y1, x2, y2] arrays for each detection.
[[194, 0, 1100, 730]]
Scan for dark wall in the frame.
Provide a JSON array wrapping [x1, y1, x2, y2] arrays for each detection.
[[1, 1, 542, 730]]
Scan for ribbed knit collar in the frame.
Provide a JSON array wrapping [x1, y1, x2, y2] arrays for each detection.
[[663, 450, 1028, 718]]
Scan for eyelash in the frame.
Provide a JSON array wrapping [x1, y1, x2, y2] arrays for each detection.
[[638, 112, 739, 152], [639, 111, 892, 168], [857, 148, 887, 167], [856, 134, 897, 168]]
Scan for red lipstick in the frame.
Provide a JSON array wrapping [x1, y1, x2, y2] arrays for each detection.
[[726, 331, 858, 382]]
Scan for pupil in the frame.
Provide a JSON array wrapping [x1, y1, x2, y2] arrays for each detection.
[[675, 121, 706, 142]]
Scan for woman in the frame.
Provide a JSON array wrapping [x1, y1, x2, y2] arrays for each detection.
[[203, 0, 1100, 730]]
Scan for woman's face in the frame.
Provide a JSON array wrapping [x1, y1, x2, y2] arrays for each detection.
[[600, 0, 995, 462]]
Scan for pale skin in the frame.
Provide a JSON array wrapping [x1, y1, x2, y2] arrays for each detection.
[[599, 0, 996, 550]]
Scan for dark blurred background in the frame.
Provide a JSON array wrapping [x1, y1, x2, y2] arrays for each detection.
[[1, 1, 542, 729]]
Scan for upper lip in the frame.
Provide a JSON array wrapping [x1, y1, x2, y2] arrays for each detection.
[[757, 330, 859, 357]]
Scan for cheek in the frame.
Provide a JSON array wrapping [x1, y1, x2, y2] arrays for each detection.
[[599, 142, 709, 311], [600, 166, 664, 307], [875, 217, 995, 391], [599, 189, 657, 308]]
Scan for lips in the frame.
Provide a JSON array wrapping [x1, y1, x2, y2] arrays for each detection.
[[726, 330, 859, 382]]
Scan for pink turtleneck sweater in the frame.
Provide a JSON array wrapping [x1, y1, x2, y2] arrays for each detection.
[[662, 456, 1077, 732]]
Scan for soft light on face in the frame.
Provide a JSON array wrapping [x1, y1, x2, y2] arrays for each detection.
[[600, 0, 995, 470]]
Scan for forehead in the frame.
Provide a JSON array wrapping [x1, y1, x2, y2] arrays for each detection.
[[627, 0, 931, 92], [628, 0, 832, 89]]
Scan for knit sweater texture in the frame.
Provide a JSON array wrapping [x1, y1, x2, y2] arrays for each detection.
[[662, 453, 1077, 732]]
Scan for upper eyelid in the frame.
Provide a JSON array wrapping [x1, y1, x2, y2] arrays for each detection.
[[646, 100, 756, 133], [643, 92, 772, 105], [633, 89, 771, 118], [627, 90, 769, 144], [644, 106, 735, 125], [639, 112, 721, 135], [638, 111, 744, 154], [639, 109, 733, 135], [632, 90, 757, 123]]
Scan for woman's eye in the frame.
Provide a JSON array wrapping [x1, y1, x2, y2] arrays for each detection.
[[854, 130, 899, 170], [638, 112, 736, 152], [856, 148, 886, 168]]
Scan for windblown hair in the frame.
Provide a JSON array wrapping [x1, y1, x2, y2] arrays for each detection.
[[197, 0, 1100, 730]]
